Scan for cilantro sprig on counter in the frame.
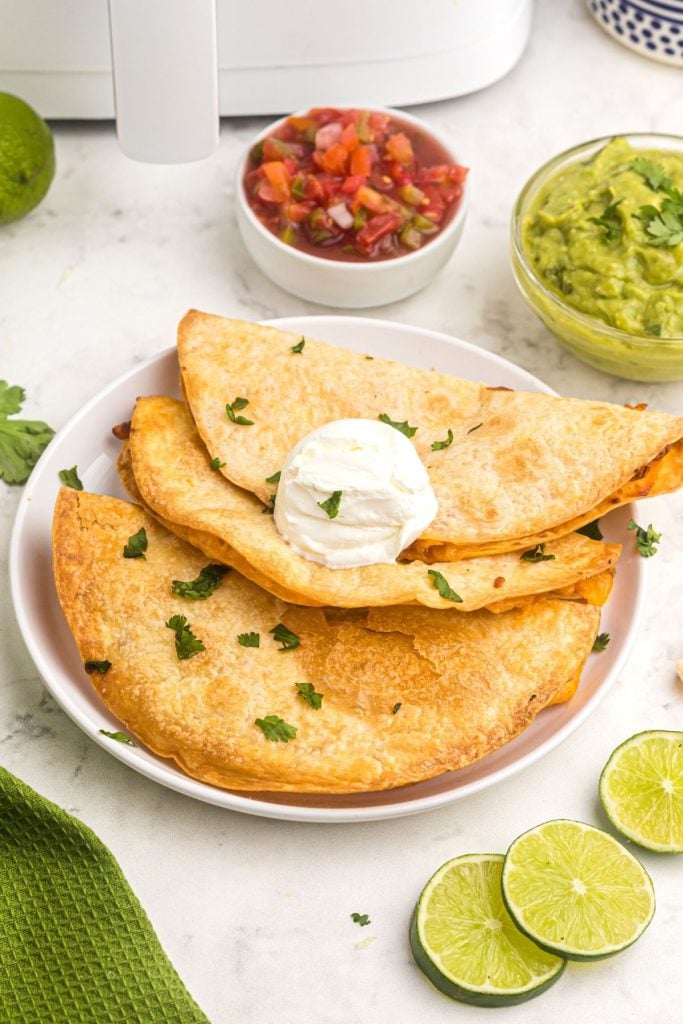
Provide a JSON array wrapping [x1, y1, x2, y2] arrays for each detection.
[[171, 564, 228, 600], [0, 381, 54, 485], [351, 913, 371, 927]]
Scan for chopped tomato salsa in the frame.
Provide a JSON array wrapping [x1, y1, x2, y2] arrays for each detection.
[[243, 108, 468, 262]]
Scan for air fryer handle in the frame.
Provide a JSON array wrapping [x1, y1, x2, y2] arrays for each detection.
[[108, 0, 219, 163]]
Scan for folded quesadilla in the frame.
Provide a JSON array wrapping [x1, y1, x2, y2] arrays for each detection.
[[52, 489, 601, 794], [177, 311, 683, 560], [120, 396, 619, 613]]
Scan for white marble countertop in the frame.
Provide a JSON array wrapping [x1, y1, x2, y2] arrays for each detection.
[[1, 2, 682, 1022]]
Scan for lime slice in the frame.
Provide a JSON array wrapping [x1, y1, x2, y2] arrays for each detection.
[[410, 854, 566, 1006], [502, 819, 655, 960], [600, 730, 683, 853]]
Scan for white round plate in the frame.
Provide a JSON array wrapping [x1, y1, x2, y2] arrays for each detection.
[[10, 316, 645, 823]]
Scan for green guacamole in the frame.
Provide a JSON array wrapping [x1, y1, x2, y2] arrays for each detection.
[[522, 138, 683, 340]]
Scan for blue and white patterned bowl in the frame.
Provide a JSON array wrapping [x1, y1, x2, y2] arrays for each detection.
[[588, 0, 683, 65]]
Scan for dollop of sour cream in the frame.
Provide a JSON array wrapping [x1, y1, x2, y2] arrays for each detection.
[[274, 418, 438, 569]]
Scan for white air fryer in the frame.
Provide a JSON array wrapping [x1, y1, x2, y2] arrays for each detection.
[[0, 0, 533, 162]]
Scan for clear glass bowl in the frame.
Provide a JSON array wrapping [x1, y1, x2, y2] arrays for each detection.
[[510, 133, 683, 382]]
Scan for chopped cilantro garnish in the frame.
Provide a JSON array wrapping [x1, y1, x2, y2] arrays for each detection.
[[0, 380, 54, 485], [427, 569, 463, 603], [520, 543, 556, 563], [630, 158, 672, 194], [58, 466, 83, 491], [627, 519, 661, 557], [84, 660, 112, 675], [238, 632, 260, 647], [431, 428, 453, 451], [351, 913, 370, 927], [378, 413, 417, 438], [260, 493, 277, 514], [576, 519, 603, 541], [296, 682, 323, 709], [634, 167, 683, 246], [637, 200, 683, 247], [226, 396, 254, 426], [317, 490, 342, 519], [209, 456, 226, 470], [99, 729, 136, 747], [467, 422, 483, 434], [270, 623, 301, 652], [123, 527, 148, 559], [171, 564, 228, 600], [589, 198, 623, 243], [255, 715, 297, 742], [592, 632, 611, 652], [265, 470, 281, 485], [165, 614, 205, 660], [391, 702, 402, 715], [290, 337, 305, 354]]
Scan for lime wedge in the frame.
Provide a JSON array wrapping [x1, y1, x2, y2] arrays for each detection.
[[600, 730, 683, 853], [410, 854, 566, 1006], [502, 819, 655, 960]]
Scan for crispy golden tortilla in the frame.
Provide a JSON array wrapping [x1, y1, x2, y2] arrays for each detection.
[[52, 489, 601, 794], [177, 311, 683, 558], [121, 396, 620, 613]]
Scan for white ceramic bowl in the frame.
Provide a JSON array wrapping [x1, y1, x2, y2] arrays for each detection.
[[235, 107, 468, 308]]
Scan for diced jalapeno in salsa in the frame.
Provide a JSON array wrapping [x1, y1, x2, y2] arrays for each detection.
[[243, 108, 468, 261]]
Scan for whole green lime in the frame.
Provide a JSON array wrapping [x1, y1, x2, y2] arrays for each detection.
[[0, 92, 55, 225]]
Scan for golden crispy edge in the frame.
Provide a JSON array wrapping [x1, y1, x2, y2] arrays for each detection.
[[408, 441, 683, 561]]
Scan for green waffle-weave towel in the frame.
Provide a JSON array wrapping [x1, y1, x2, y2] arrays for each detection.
[[0, 765, 211, 1024]]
